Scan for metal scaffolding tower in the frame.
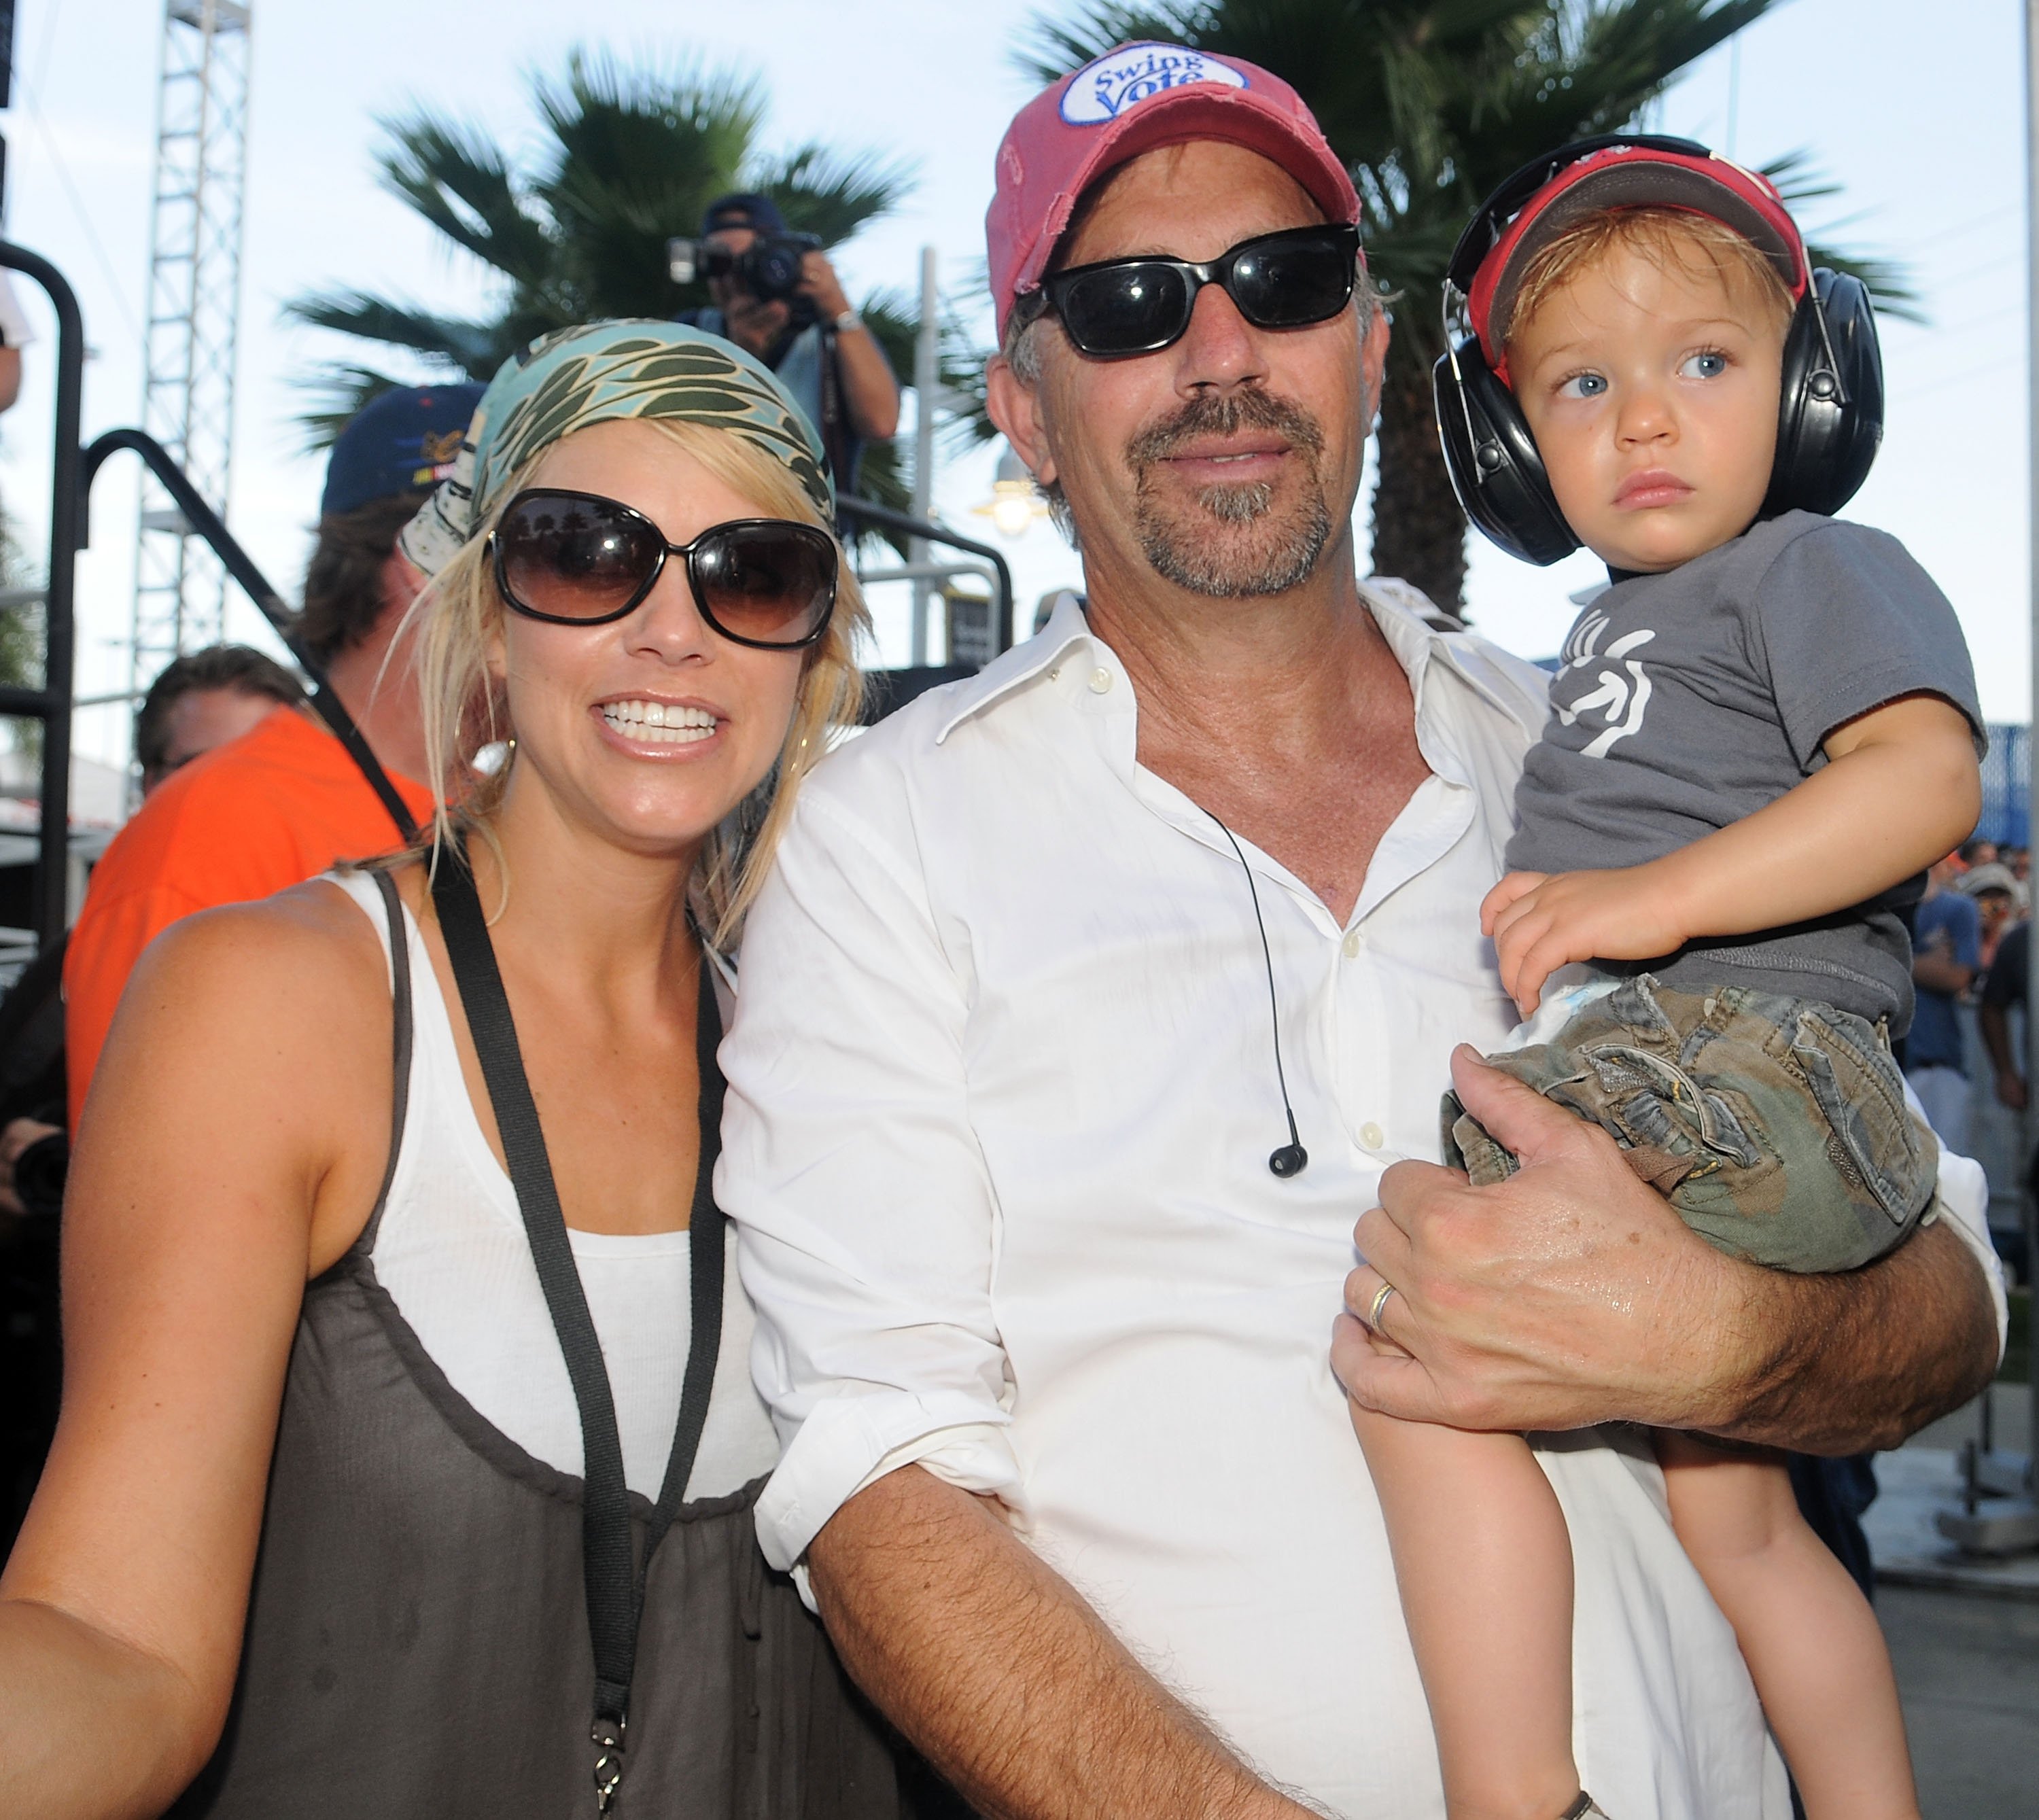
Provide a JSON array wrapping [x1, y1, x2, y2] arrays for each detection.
[[131, 0, 251, 691]]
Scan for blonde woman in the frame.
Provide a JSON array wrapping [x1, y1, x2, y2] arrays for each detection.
[[0, 324, 903, 1819]]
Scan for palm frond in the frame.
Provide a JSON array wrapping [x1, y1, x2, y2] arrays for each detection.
[[1016, 4, 1212, 82], [290, 363, 419, 453], [1758, 152, 1923, 323], [283, 290, 509, 377], [290, 47, 920, 418], [529, 52, 767, 321], [754, 142, 918, 248], [374, 112, 556, 289], [1804, 247, 1923, 324]]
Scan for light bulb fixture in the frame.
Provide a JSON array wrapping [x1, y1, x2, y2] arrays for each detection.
[[991, 485, 1039, 537], [973, 443, 1050, 540]]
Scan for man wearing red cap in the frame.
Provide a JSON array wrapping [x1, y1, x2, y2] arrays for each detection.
[[720, 46, 2000, 1820]]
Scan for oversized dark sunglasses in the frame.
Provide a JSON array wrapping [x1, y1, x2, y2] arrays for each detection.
[[487, 487, 837, 650], [1022, 224, 1362, 358]]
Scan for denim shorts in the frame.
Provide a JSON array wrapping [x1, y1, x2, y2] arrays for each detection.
[[1440, 974, 1938, 1273]]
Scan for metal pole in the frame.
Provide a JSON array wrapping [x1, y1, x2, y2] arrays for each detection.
[[0, 243, 85, 953], [909, 245, 938, 666], [2025, 0, 2039, 1499]]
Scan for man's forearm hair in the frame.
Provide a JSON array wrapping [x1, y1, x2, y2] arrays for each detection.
[[807, 1463, 1316, 1820], [1716, 1218, 1997, 1454]]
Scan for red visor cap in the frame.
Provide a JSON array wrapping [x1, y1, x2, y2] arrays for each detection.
[[1469, 147, 1808, 381], [988, 42, 1363, 339]]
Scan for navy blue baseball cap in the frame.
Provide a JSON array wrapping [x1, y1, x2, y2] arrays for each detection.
[[320, 382, 486, 518], [701, 192, 784, 237]]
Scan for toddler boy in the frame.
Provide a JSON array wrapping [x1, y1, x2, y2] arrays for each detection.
[[1347, 139, 1981, 1820]]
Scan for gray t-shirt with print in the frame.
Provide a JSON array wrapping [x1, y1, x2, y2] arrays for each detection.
[[1505, 510, 1983, 1034]]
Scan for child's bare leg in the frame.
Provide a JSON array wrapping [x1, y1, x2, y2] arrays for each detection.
[[1350, 1401, 1582, 1819], [1656, 1433, 1919, 1819]]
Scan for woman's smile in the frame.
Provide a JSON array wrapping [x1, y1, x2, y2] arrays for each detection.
[[593, 694, 726, 756]]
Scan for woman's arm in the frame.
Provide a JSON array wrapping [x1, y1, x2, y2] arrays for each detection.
[[0, 886, 391, 1820], [1486, 694, 1981, 1011]]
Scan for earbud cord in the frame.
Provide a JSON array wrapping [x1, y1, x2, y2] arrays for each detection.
[[1208, 813, 1307, 1166]]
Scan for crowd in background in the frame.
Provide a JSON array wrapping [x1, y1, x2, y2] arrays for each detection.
[[1906, 835, 2034, 1277]]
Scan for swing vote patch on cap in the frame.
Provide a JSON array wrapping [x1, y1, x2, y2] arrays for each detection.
[[1058, 43, 1250, 124]]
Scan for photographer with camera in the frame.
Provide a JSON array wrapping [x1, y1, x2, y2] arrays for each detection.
[[674, 192, 899, 491]]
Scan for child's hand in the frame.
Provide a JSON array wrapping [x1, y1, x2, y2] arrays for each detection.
[[1480, 866, 1688, 1015]]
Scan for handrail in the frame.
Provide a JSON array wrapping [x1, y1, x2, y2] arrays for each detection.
[[0, 242, 86, 956], [836, 495, 1015, 658], [80, 429, 419, 845]]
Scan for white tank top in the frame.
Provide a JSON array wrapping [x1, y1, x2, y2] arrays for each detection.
[[325, 870, 780, 1501]]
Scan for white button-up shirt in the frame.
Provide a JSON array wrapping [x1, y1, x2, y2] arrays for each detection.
[[721, 590, 1998, 1819]]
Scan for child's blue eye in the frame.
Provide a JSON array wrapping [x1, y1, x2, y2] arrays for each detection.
[[1680, 351, 1728, 379], [1558, 372, 1607, 399]]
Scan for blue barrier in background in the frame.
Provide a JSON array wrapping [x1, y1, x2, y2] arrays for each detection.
[[1979, 722, 2030, 850]]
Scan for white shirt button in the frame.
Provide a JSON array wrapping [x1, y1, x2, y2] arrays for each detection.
[[1342, 928, 1363, 959], [1088, 667, 1114, 694], [1047, 666, 1061, 682], [1359, 1122, 1387, 1151]]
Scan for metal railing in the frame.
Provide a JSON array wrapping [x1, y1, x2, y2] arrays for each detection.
[[0, 239, 418, 958], [0, 243, 85, 956], [838, 493, 1015, 659], [80, 430, 417, 843]]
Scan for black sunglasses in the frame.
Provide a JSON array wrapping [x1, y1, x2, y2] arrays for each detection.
[[487, 488, 837, 650], [1022, 224, 1361, 358]]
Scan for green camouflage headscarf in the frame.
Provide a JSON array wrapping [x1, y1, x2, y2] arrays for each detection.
[[400, 319, 833, 576]]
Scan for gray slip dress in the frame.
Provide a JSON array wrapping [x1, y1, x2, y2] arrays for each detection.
[[168, 871, 903, 1819]]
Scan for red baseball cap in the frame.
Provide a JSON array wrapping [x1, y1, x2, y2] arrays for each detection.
[[986, 42, 1362, 338], [1468, 143, 1809, 374]]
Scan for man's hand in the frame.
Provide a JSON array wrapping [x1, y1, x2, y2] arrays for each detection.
[[1978, 998, 2026, 1108], [1336, 1047, 1739, 1434], [797, 248, 854, 324], [1481, 864, 1686, 1015], [1334, 1047, 1998, 1452]]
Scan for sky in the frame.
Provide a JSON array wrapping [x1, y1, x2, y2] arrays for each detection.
[[0, 0, 2030, 772]]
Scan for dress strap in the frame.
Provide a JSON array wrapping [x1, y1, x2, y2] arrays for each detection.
[[353, 870, 415, 1259], [427, 837, 722, 1814]]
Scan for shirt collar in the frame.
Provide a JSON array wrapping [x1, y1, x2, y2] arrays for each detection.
[[934, 580, 1536, 746], [935, 591, 1095, 743]]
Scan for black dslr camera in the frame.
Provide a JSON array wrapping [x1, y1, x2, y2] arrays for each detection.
[[668, 230, 824, 307]]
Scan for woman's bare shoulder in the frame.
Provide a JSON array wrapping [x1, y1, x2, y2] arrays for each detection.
[[83, 873, 412, 1264], [114, 873, 400, 1073]]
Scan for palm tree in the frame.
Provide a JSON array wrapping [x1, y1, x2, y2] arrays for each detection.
[[287, 51, 922, 506], [1020, 1, 1914, 612]]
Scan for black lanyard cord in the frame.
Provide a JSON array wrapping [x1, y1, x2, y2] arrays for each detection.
[[429, 839, 725, 1810]]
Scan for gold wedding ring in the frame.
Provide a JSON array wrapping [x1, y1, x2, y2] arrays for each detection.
[[1366, 1280, 1397, 1330]]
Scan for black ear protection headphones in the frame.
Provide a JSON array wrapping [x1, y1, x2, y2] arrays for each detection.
[[1431, 133, 1885, 567]]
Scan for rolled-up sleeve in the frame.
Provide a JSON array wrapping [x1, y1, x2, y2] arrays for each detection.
[[1929, 1149, 2010, 1361], [718, 774, 1024, 1573], [1900, 1075, 2010, 1358]]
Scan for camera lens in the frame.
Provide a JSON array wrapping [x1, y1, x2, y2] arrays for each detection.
[[742, 237, 807, 302], [12, 1131, 67, 1221]]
